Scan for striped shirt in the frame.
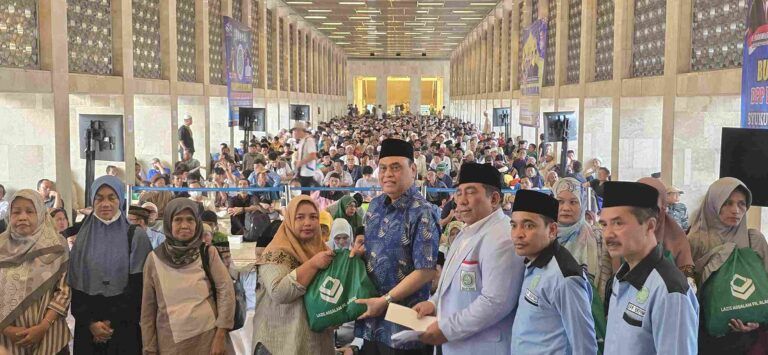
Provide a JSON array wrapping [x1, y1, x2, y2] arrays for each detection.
[[0, 272, 71, 355]]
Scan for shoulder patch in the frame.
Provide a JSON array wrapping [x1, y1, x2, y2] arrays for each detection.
[[553, 244, 585, 278], [653, 257, 689, 294]]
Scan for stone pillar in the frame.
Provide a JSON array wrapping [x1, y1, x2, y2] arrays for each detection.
[[376, 75, 387, 111], [410, 75, 421, 115], [610, 0, 631, 180], [39, 0, 73, 214], [115, 0, 137, 184]]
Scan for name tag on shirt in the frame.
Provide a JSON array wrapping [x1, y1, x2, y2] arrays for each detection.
[[524, 289, 539, 307], [623, 302, 646, 327]]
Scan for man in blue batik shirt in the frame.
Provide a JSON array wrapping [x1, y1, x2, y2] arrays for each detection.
[[601, 182, 699, 355], [355, 139, 441, 355], [509, 189, 597, 354]]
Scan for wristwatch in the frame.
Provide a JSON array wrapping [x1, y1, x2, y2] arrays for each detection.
[[383, 293, 393, 304]]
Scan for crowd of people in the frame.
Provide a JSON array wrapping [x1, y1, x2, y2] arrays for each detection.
[[1, 111, 767, 355]]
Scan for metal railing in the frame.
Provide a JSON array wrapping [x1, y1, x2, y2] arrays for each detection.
[[127, 184, 553, 213]]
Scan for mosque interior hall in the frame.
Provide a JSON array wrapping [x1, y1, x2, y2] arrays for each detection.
[[0, 0, 764, 233]]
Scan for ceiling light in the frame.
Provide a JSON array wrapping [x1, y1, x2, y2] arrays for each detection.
[[322, 22, 342, 25], [339, 1, 365, 4], [356, 9, 380, 13], [367, 22, 384, 25], [447, 22, 466, 26], [286, 1, 313, 4], [336, 42, 350, 45], [469, 2, 496, 5], [349, 16, 370, 20], [452, 10, 475, 14], [404, 22, 425, 26], [461, 17, 483, 20], [416, 10, 429, 13], [368, 31, 387, 35], [328, 35, 345, 38], [417, 2, 443, 6], [307, 9, 331, 12], [447, 36, 463, 39], [333, 31, 351, 34], [404, 32, 419, 35], [305, 16, 327, 19], [415, 17, 438, 20], [318, 27, 337, 30], [414, 27, 434, 31], [413, 36, 429, 39], [445, 42, 457, 45]]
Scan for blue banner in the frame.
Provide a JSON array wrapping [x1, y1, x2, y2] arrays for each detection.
[[742, 0, 768, 128], [521, 19, 548, 97], [224, 16, 254, 127]]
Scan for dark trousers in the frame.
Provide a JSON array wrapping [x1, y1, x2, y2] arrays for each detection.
[[360, 340, 433, 355], [298, 175, 315, 195]]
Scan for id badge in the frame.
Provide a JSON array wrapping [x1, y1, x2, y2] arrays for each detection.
[[460, 270, 477, 291]]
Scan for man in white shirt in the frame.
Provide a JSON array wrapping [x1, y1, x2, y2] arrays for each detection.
[[292, 122, 317, 194]]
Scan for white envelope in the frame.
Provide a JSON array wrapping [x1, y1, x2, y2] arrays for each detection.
[[384, 303, 437, 332]]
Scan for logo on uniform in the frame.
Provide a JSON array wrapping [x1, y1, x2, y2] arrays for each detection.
[[636, 286, 650, 304], [731, 274, 756, 300], [530, 275, 541, 289], [319, 276, 344, 304], [460, 270, 477, 291]]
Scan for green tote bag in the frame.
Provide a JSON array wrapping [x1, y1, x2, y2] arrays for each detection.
[[304, 249, 378, 332], [701, 247, 768, 337]]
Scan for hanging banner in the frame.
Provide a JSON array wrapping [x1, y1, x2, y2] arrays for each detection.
[[519, 97, 540, 127], [520, 19, 548, 97], [224, 16, 254, 127]]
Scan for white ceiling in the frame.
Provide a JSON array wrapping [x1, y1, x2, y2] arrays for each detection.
[[281, 0, 500, 58]]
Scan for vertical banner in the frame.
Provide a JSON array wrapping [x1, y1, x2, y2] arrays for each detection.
[[520, 19, 548, 97], [519, 97, 540, 127], [224, 16, 254, 127]]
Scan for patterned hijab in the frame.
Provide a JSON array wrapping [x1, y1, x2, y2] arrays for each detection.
[[0, 190, 69, 329], [156, 198, 204, 268], [259, 195, 329, 267], [552, 178, 601, 279]]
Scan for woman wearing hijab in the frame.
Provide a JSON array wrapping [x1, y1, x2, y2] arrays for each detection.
[[689, 178, 768, 354], [552, 178, 609, 297], [439, 220, 464, 255], [331, 196, 363, 232], [0, 190, 71, 354], [252, 196, 336, 355], [637, 178, 695, 282], [140, 199, 235, 354], [68, 176, 153, 354], [328, 218, 353, 250], [319, 211, 333, 243]]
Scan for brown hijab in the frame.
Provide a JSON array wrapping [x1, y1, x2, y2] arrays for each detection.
[[258, 195, 328, 268], [637, 177, 694, 270]]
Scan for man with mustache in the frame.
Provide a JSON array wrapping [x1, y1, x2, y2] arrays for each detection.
[[509, 189, 597, 354], [601, 182, 699, 355], [354, 139, 441, 355], [412, 163, 523, 354]]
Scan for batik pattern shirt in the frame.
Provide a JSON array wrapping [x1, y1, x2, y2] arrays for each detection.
[[354, 186, 441, 349]]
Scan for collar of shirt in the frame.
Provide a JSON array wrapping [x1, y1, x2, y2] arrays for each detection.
[[460, 208, 504, 238], [616, 245, 663, 290], [525, 241, 559, 269], [383, 185, 419, 209]]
